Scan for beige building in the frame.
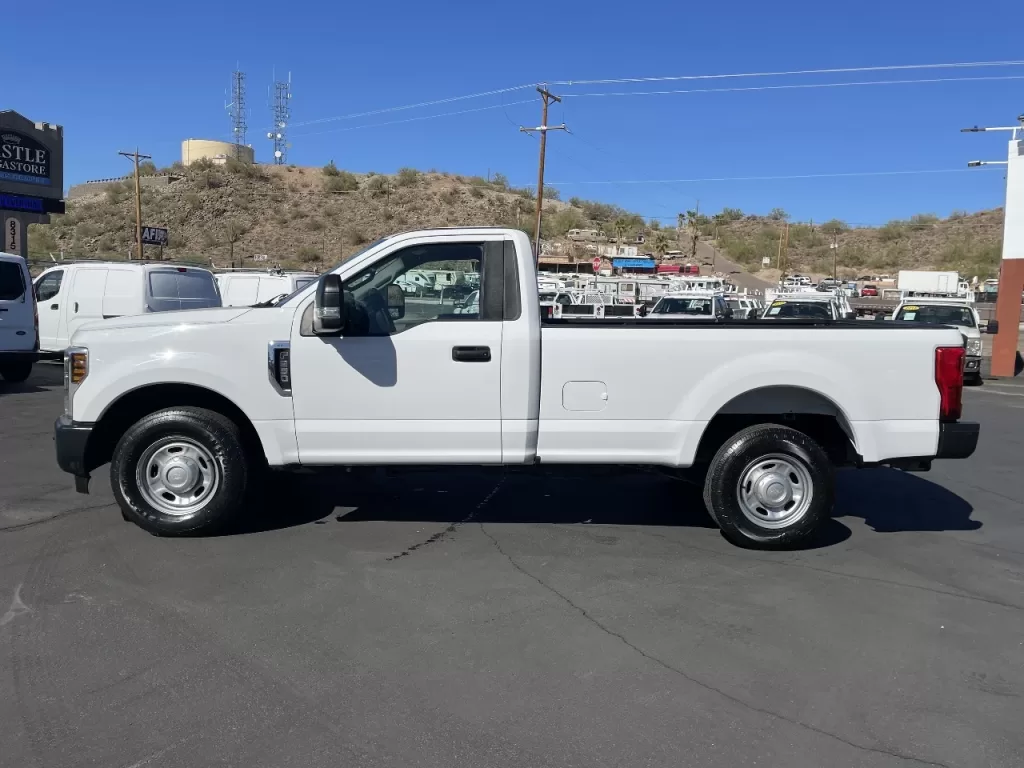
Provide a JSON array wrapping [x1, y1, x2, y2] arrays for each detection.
[[181, 139, 254, 166]]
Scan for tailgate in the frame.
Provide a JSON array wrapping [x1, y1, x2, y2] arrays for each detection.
[[0, 258, 33, 352]]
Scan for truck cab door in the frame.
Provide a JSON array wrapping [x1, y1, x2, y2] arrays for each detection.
[[289, 236, 507, 464]]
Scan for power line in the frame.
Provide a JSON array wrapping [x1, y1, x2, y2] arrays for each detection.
[[551, 59, 1024, 87], [561, 74, 1024, 99], [545, 168, 1003, 186], [291, 83, 539, 128], [290, 59, 1024, 131], [291, 100, 535, 138]]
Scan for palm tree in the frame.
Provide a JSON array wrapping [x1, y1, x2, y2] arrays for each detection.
[[652, 231, 672, 256]]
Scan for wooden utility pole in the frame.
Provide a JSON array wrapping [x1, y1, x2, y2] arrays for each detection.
[[830, 231, 839, 282], [118, 149, 151, 260], [520, 86, 567, 261]]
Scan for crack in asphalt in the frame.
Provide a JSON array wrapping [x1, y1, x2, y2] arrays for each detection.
[[0, 503, 115, 533], [479, 523, 952, 768], [385, 476, 506, 561]]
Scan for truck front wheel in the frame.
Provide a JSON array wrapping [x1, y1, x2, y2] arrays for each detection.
[[111, 407, 252, 536], [703, 424, 834, 549]]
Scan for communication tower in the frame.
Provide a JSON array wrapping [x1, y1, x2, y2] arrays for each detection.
[[227, 69, 247, 159], [267, 71, 292, 165]]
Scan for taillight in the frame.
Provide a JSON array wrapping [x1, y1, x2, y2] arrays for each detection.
[[935, 346, 965, 422]]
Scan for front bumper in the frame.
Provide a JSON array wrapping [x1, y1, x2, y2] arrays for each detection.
[[54, 415, 94, 492], [936, 421, 980, 460]]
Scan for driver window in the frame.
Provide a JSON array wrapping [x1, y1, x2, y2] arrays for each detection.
[[344, 243, 483, 336], [36, 270, 64, 302]]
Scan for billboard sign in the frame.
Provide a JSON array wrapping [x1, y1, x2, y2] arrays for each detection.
[[141, 226, 168, 246], [0, 130, 51, 186]]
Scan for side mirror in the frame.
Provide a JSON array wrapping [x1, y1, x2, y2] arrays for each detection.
[[987, 319, 999, 335], [386, 283, 406, 320], [313, 273, 344, 335]]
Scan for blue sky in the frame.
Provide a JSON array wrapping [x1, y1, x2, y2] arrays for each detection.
[[8, 0, 1024, 225]]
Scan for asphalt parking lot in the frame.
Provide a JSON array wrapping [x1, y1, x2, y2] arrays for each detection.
[[1, 364, 1022, 768]]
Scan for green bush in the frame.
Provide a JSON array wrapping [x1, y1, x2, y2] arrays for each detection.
[[396, 167, 420, 187], [324, 172, 358, 193], [469, 187, 484, 198], [297, 246, 320, 263], [543, 186, 560, 201], [138, 160, 158, 176], [877, 220, 906, 242], [323, 161, 340, 177], [820, 218, 849, 235], [306, 218, 325, 231], [491, 173, 509, 189], [183, 192, 202, 210]]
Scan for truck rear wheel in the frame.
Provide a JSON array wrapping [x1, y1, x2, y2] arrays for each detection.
[[0, 361, 32, 382], [703, 424, 834, 549], [111, 407, 251, 536]]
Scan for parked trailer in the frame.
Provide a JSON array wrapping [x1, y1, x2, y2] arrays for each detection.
[[897, 271, 960, 294]]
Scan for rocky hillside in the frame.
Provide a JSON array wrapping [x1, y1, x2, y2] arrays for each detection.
[[29, 161, 641, 269], [710, 209, 1003, 281], [29, 160, 1005, 278]]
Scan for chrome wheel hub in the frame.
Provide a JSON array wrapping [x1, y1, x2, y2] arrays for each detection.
[[736, 453, 813, 530], [137, 438, 220, 517]]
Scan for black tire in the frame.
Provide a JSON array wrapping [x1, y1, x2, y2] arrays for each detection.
[[966, 372, 983, 386], [703, 424, 834, 550], [111, 407, 252, 536], [0, 361, 32, 382]]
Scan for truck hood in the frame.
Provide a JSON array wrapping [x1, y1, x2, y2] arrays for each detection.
[[78, 307, 252, 333]]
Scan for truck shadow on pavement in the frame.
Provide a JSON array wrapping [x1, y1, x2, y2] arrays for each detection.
[[833, 467, 980, 534], [231, 465, 978, 548]]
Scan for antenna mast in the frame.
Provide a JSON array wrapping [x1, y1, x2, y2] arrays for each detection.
[[268, 71, 292, 165], [228, 68, 247, 159]]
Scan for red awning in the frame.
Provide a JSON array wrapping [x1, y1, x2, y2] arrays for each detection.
[[656, 264, 681, 273]]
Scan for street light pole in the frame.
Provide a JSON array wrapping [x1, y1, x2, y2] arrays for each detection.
[[963, 116, 1024, 377]]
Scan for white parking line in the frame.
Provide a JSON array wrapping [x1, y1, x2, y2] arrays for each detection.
[[967, 386, 1024, 398]]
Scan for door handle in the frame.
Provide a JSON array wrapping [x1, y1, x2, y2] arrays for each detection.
[[452, 345, 491, 362], [50, 303, 58, 310], [74, 302, 79, 313]]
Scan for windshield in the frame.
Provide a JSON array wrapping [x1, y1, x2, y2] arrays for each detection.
[[765, 301, 831, 319], [276, 238, 389, 306], [653, 298, 712, 315], [895, 304, 975, 327]]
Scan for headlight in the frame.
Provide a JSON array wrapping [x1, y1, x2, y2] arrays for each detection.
[[967, 338, 982, 356], [64, 346, 88, 418]]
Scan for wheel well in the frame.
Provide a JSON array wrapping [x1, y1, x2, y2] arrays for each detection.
[[84, 384, 265, 473], [694, 386, 858, 466]]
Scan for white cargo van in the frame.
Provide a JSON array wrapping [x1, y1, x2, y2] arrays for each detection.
[[33, 262, 221, 355], [215, 270, 317, 307], [0, 252, 37, 382]]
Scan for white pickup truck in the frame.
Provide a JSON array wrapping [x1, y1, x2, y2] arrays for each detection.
[[54, 228, 979, 549]]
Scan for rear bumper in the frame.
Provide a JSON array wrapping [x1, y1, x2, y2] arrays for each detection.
[[54, 415, 93, 490], [936, 421, 980, 460]]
